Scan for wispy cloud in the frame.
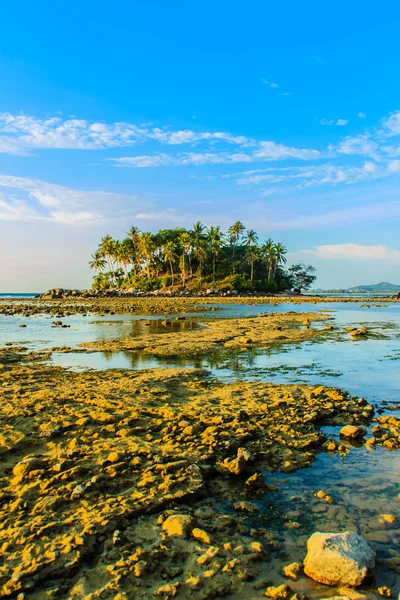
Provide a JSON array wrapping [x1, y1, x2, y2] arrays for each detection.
[[110, 143, 320, 168], [0, 174, 140, 224], [299, 243, 400, 261], [261, 78, 279, 88], [261, 78, 292, 96], [234, 162, 380, 188], [320, 117, 348, 126], [358, 112, 367, 119], [0, 112, 254, 154]]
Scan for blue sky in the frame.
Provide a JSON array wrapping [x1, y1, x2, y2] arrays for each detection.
[[1, 0, 400, 291]]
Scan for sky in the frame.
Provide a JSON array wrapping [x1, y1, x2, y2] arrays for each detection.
[[1, 0, 400, 291]]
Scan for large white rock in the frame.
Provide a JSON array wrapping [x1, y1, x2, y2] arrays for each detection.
[[304, 531, 375, 587]]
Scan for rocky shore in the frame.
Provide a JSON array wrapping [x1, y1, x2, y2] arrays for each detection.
[[0, 309, 399, 598], [0, 345, 388, 599], [0, 292, 397, 320]]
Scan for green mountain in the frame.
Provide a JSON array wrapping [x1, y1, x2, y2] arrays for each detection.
[[347, 282, 400, 292]]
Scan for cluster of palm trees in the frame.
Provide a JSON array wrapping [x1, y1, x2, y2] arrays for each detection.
[[89, 221, 290, 291]]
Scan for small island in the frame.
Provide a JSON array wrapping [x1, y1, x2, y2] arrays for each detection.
[[88, 221, 316, 294]]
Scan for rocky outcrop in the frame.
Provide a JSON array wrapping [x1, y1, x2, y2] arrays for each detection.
[[339, 425, 366, 439], [304, 531, 375, 587]]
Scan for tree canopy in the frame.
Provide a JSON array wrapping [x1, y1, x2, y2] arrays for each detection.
[[89, 223, 316, 293]]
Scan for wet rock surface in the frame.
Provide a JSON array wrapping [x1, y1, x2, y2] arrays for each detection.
[[304, 531, 375, 587], [0, 341, 381, 599]]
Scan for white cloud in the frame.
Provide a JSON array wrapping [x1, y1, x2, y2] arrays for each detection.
[[110, 142, 320, 168], [0, 174, 140, 224], [320, 118, 334, 126], [388, 160, 400, 173], [358, 112, 367, 119], [300, 243, 400, 261], [320, 117, 348, 126], [335, 134, 380, 160], [235, 162, 380, 188], [381, 110, 400, 136], [0, 112, 255, 154], [261, 78, 279, 88]]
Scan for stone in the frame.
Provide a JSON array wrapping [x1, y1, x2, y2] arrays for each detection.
[[12, 458, 45, 478], [265, 584, 292, 599], [218, 447, 254, 475], [192, 528, 212, 544], [304, 531, 375, 587], [162, 514, 193, 537], [283, 561, 302, 580], [340, 426, 366, 439]]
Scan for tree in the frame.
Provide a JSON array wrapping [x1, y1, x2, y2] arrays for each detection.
[[260, 239, 275, 283], [228, 221, 245, 273], [288, 263, 317, 293], [179, 232, 192, 286], [245, 229, 259, 282], [163, 241, 177, 285], [89, 252, 107, 273], [99, 235, 117, 285], [272, 242, 287, 278], [127, 226, 141, 272], [138, 232, 155, 283], [207, 226, 224, 280]]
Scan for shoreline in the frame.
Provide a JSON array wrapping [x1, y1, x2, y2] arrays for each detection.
[[0, 294, 398, 319]]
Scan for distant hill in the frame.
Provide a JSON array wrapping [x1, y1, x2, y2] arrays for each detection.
[[315, 282, 400, 293], [348, 282, 400, 292]]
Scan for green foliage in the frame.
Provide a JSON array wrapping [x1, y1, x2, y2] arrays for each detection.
[[89, 223, 316, 293], [287, 263, 317, 292]]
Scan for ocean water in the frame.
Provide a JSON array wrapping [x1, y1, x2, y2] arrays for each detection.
[[0, 293, 39, 298]]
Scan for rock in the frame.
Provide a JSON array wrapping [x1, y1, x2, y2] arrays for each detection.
[[218, 447, 254, 475], [304, 531, 375, 587], [283, 561, 302, 580], [162, 514, 193, 537], [265, 584, 292, 598], [340, 425, 366, 440], [192, 528, 212, 544], [12, 458, 46, 478]]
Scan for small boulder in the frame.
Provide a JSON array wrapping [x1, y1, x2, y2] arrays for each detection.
[[12, 457, 45, 478], [162, 514, 193, 537], [265, 584, 292, 599], [304, 531, 375, 587], [218, 447, 254, 475], [340, 425, 366, 440]]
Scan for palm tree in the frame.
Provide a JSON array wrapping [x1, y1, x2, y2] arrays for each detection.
[[179, 232, 192, 286], [272, 242, 287, 278], [192, 221, 206, 277], [228, 221, 245, 273], [99, 235, 117, 285], [195, 239, 208, 278], [208, 226, 224, 280], [89, 251, 107, 273], [138, 232, 155, 283], [246, 246, 259, 283], [261, 238, 275, 283], [245, 229, 259, 282], [127, 226, 141, 273], [163, 241, 178, 285]]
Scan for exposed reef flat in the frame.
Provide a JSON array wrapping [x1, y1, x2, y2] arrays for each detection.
[[0, 294, 397, 318], [0, 344, 381, 599], [1, 307, 399, 599], [78, 312, 330, 358]]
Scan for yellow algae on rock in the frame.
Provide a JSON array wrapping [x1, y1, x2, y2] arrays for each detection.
[[162, 514, 193, 537], [192, 527, 212, 544]]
